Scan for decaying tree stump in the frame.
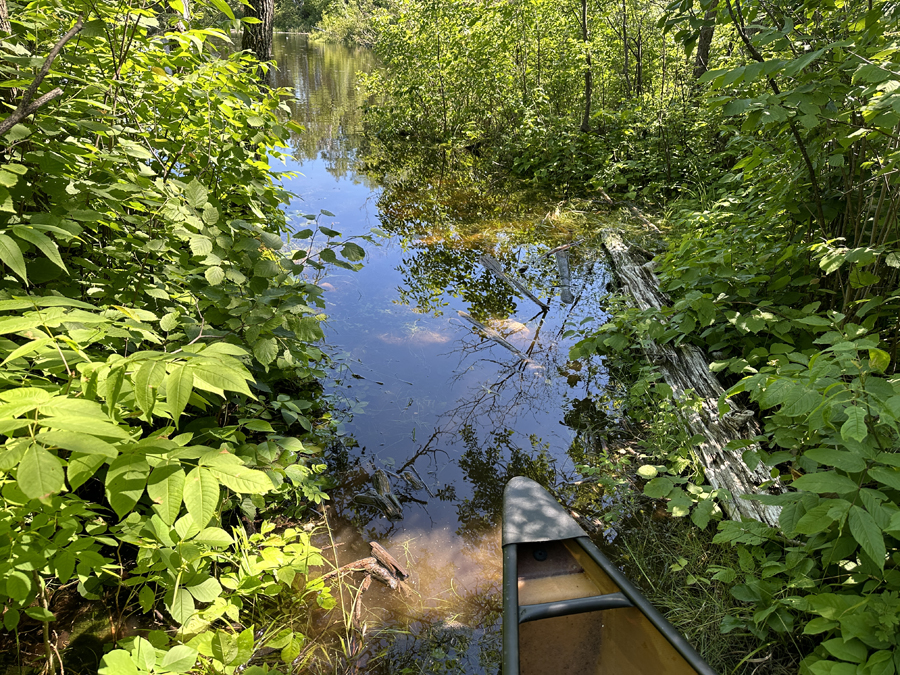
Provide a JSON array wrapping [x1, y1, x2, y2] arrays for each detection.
[[601, 229, 782, 527]]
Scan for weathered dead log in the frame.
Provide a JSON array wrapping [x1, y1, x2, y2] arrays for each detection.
[[369, 541, 408, 579], [555, 250, 574, 304], [601, 229, 782, 527], [480, 254, 550, 311], [625, 203, 661, 233]]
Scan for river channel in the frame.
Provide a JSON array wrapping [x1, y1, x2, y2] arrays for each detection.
[[274, 35, 612, 672]]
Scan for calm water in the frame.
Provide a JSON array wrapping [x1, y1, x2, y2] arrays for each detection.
[[273, 35, 610, 672]]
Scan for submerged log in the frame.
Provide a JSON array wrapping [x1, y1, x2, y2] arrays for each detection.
[[480, 254, 550, 311], [555, 250, 575, 304], [457, 310, 539, 368], [600, 229, 782, 527]]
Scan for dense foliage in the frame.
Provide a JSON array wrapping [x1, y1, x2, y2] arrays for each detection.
[[0, 0, 369, 671], [360, 0, 900, 671]]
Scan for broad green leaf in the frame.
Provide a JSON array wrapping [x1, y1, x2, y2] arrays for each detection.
[[105, 453, 150, 518], [184, 467, 219, 528], [206, 463, 272, 494], [636, 465, 658, 478], [867, 467, 900, 492], [24, 607, 55, 622], [98, 647, 142, 673], [849, 505, 885, 570], [187, 575, 222, 603], [160, 645, 198, 674], [191, 363, 252, 397], [192, 526, 235, 547], [1, 337, 53, 365], [12, 226, 67, 272], [212, 631, 238, 666], [17, 443, 64, 499], [253, 337, 278, 365], [841, 406, 868, 443], [166, 587, 195, 625], [51, 549, 76, 584], [205, 266, 225, 285], [147, 462, 186, 525], [869, 348, 890, 373], [0, 315, 40, 335], [6, 570, 32, 602], [131, 636, 155, 672], [166, 365, 194, 427], [643, 476, 675, 498], [805, 447, 866, 473], [134, 360, 167, 417], [68, 452, 107, 491], [791, 471, 859, 494], [0, 233, 27, 282], [138, 585, 155, 614], [38, 430, 118, 458], [39, 415, 130, 440]]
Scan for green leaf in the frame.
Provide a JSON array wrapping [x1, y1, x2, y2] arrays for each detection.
[[205, 265, 225, 286], [17, 443, 64, 499], [38, 430, 118, 458], [99, 650, 139, 675], [138, 585, 155, 614], [791, 471, 859, 494], [166, 365, 194, 427], [849, 505, 885, 571], [805, 447, 866, 473], [637, 465, 658, 478], [6, 570, 32, 602], [867, 466, 900, 492], [131, 636, 155, 672], [52, 549, 76, 584], [184, 179, 208, 209], [191, 363, 252, 397], [212, 631, 238, 666], [869, 348, 890, 373], [147, 462, 186, 525], [68, 453, 106, 491], [691, 498, 715, 529], [24, 607, 55, 622], [643, 476, 675, 498], [187, 576, 222, 603], [206, 463, 272, 494], [160, 645, 198, 674], [0, 233, 27, 282], [192, 526, 235, 547], [134, 360, 166, 417], [841, 406, 868, 443], [105, 453, 150, 518], [39, 415, 130, 439], [183, 467, 219, 528], [166, 587, 195, 625], [12, 226, 67, 272], [253, 337, 278, 365]]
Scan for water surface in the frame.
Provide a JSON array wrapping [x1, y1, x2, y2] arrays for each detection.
[[274, 35, 610, 672]]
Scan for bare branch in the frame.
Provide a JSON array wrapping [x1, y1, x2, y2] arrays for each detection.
[[0, 16, 83, 137]]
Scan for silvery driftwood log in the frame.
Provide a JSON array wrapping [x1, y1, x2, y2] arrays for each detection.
[[480, 254, 550, 311], [555, 250, 575, 304], [601, 229, 781, 527]]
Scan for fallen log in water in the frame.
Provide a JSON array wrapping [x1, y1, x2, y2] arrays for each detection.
[[555, 250, 574, 304], [600, 229, 782, 527], [480, 254, 550, 311], [457, 310, 540, 368]]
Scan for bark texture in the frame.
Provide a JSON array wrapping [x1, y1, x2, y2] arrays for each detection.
[[242, 0, 275, 63], [601, 230, 782, 527]]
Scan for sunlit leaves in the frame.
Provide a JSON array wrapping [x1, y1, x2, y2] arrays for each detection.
[[17, 444, 64, 500]]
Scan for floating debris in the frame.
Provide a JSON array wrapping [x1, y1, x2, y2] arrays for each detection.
[[372, 469, 391, 496], [402, 470, 426, 491]]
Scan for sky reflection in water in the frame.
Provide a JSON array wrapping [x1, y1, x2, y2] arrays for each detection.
[[272, 34, 610, 672]]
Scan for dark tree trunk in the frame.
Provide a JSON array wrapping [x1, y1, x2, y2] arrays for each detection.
[[580, 0, 592, 131], [0, 0, 11, 34], [693, 3, 718, 79], [242, 0, 275, 63]]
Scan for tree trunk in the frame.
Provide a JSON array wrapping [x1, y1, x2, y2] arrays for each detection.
[[580, 0, 592, 132], [0, 0, 11, 34], [693, 3, 718, 79], [242, 0, 275, 63], [621, 0, 630, 97]]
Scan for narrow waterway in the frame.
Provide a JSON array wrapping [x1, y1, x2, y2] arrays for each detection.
[[274, 35, 611, 672]]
